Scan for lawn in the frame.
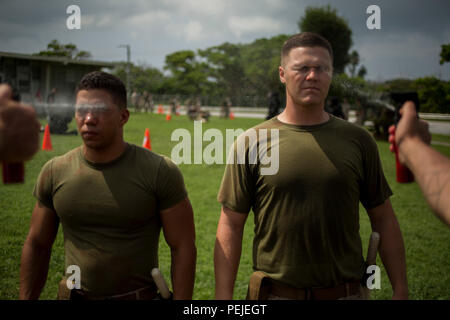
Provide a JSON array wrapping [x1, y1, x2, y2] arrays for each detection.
[[0, 112, 449, 300]]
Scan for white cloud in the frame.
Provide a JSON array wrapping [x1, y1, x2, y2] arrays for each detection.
[[358, 32, 440, 61], [97, 15, 112, 27], [264, 0, 286, 10], [185, 21, 204, 42], [82, 14, 95, 27], [81, 14, 114, 28], [165, 0, 226, 16], [125, 10, 171, 28], [227, 16, 282, 39], [355, 32, 445, 79]]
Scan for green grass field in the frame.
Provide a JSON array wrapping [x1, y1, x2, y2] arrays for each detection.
[[1, 113, 449, 300]]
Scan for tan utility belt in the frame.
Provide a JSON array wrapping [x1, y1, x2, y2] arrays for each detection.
[[247, 271, 361, 300], [57, 277, 158, 300]]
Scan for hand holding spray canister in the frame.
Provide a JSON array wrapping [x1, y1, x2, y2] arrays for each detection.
[[390, 92, 420, 183]]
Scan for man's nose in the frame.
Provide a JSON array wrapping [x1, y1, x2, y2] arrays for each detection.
[[84, 112, 98, 124], [305, 67, 319, 79]]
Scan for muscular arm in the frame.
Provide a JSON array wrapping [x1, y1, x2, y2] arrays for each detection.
[[160, 197, 196, 300], [214, 206, 248, 300], [399, 137, 450, 226], [367, 199, 408, 300], [20, 202, 59, 299]]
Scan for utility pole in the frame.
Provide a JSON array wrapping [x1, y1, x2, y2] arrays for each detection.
[[119, 44, 131, 102]]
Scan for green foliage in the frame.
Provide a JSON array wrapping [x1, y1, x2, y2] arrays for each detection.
[[163, 50, 210, 96], [298, 5, 353, 74], [198, 42, 246, 99], [329, 73, 370, 103], [347, 50, 360, 78], [439, 44, 450, 65], [379, 77, 450, 113], [381, 79, 416, 93], [114, 62, 165, 94], [34, 39, 92, 60], [158, 35, 289, 106], [240, 35, 289, 97], [414, 77, 450, 113], [357, 65, 367, 79]]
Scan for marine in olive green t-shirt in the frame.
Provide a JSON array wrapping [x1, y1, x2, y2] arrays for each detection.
[[218, 115, 392, 288], [34, 143, 187, 296]]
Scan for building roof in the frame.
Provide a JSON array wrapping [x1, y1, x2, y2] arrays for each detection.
[[0, 51, 115, 68]]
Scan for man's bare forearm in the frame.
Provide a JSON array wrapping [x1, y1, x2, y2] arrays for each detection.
[[401, 137, 450, 226], [376, 217, 408, 299], [369, 201, 408, 299], [19, 241, 52, 299], [170, 242, 196, 299], [214, 220, 244, 300]]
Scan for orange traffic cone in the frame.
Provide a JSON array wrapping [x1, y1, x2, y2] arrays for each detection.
[[166, 113, 172, 121], [42, 124, 52, 150], [158, 105, 164, 114], [142, 128, 151, 150], [229, 112, 235, 120]]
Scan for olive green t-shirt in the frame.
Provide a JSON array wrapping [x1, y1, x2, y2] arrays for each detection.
[[33, 143, 187, 296], [217, 115, 392, 288]]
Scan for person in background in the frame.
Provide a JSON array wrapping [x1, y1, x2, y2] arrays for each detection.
[[0, 84, 40, 163]]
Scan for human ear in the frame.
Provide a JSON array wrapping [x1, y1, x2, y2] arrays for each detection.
[[279, 66, 286, 84], [120, 108, 130, 126]]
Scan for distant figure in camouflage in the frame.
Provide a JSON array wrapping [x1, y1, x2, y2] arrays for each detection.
[[221, 97, 232, 118], [266, 91, 281, 120], [142, 91, 154, 113]]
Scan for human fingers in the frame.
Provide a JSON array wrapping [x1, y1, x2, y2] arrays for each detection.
[[388, 124, 395, 134], [399, 101, 417, 119], [0, 84, 12, 102]]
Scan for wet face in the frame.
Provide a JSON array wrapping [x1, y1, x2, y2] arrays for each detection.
[[75, 89, 129, 150], [279, 46, 333, 108]]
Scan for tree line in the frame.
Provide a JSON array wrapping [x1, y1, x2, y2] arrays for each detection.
[[35, 5, 449, 113]]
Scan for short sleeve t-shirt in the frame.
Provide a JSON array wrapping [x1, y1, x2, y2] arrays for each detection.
[[34, 143, 187, 296], [217, 115, 392, 288]]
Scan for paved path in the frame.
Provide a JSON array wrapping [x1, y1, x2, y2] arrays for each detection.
[[157, 106, 450, 136], [427, 121, 450, 136], [431, 141, 450, 147]]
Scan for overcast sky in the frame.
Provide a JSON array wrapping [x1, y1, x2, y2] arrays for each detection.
[[1, 0, 449, 81]]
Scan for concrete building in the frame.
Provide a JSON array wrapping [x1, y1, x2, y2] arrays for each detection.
[[0, 51, 114, 105], [0, 51, 115, 133]]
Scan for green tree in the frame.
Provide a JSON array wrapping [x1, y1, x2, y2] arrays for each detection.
[[414, 77, 450, 113], [163, 50, 210, 96], [380, 78, 416, 93], [34, 39, 91, 60], [198, 42, 246, 99], [240, 35, 289, 98], [114, 62, 165, 94], [357, 65, 367, 79], [298, 5, 353, 74], [440, 44, 450, 64]]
